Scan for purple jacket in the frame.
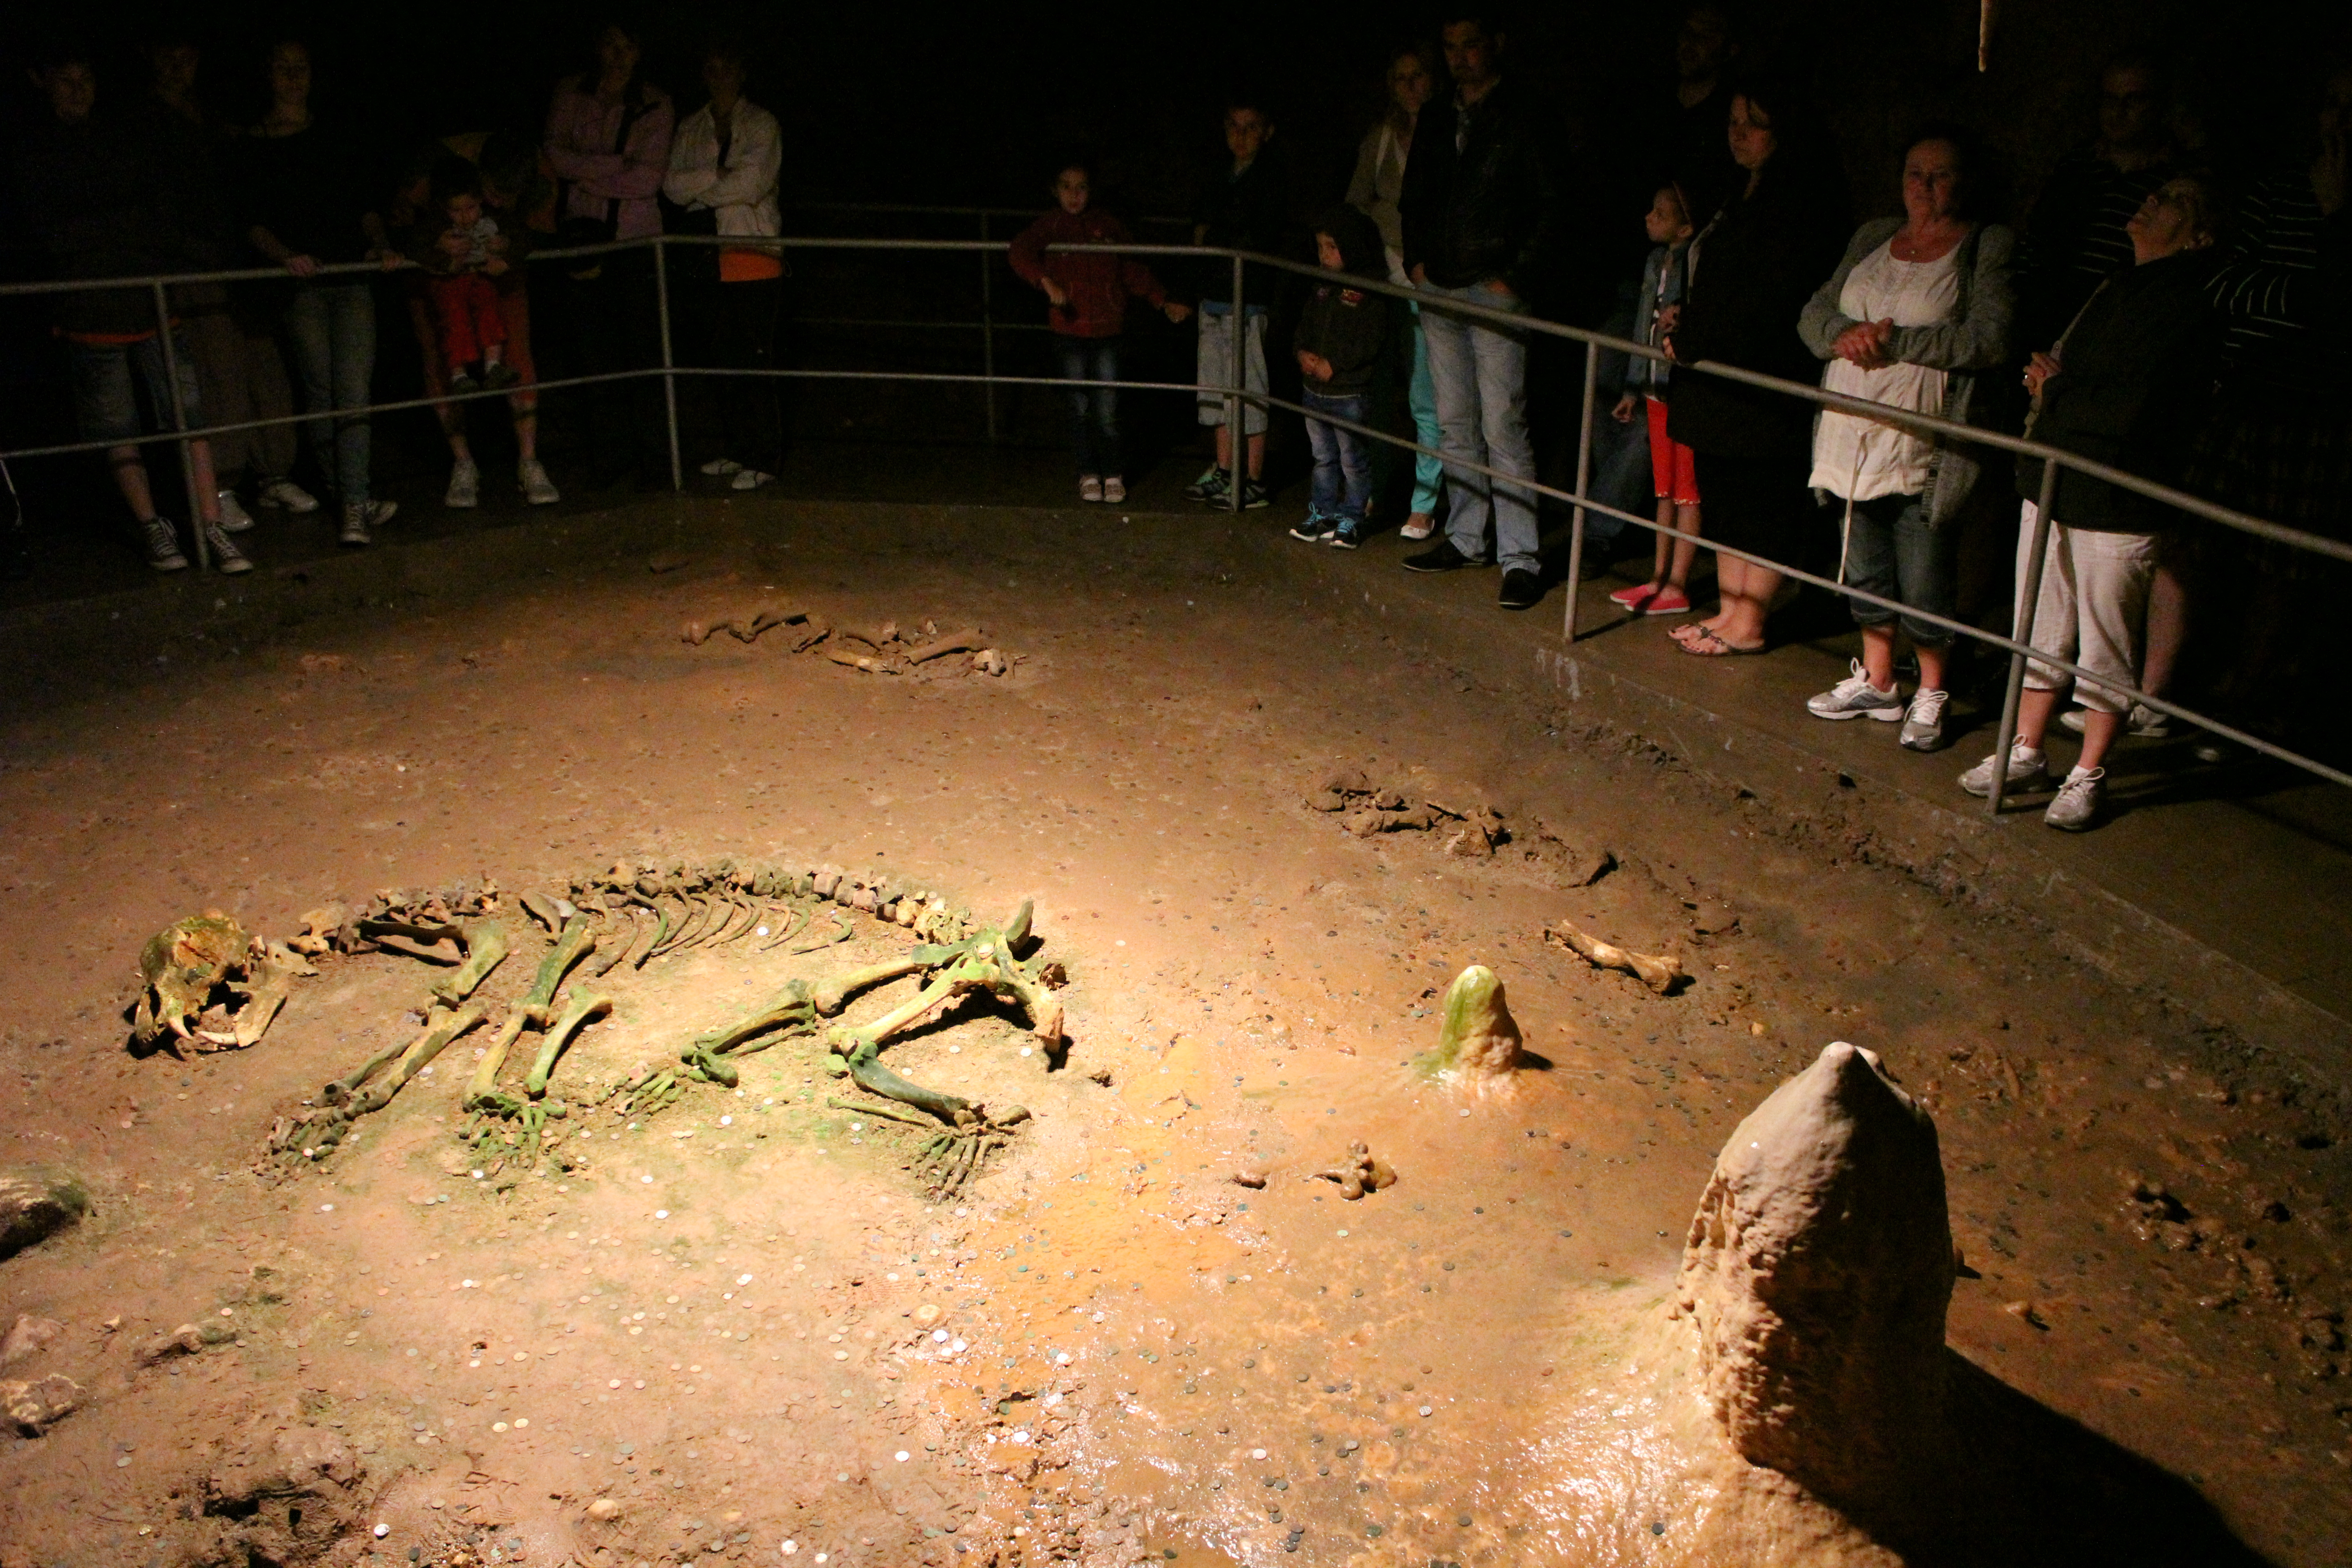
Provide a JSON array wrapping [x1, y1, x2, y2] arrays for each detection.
[[543, 77, 675, 241]]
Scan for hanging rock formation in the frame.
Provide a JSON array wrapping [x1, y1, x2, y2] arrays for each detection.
[[1416, 965, 1524, 1083], [1677, 1041, 1955, 1511]]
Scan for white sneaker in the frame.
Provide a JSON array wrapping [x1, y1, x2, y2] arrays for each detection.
[[215, 489, 256, 532], [140, 516, 189, 572], [730, 468, 774, 491], [203, 522, 253, 574], [1102, 476, 1127, 504], [1958, 737, 2048, 798], [445, 457, 480, 509], [519, 457, 560, 505], [255, 478, 318, 513], [1806, 658, 1903, 721], [2043, 765, 2105, 831], [1079, 475, 1104, 503], [700, 456, 743, 477], [1898, 688, 1950, 752]]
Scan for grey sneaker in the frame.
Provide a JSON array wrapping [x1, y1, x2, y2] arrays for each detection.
[[1899, 687, 1950, 751], [215, 489, 256, 532], [1181, 466, 1228, 503], [1958, 738, 2048, 798], [519, 457, 561, 505], [445, 457, 480, 509], [140, 516, 189, 572], [1807, 658, 1903, 721], [203, 521, 253, 574], [2062, 701, 2170, 738], [2043, 765, 2105, 831]]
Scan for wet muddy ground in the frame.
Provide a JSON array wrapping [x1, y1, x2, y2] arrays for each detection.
[[0, 501, 2343, 1568]]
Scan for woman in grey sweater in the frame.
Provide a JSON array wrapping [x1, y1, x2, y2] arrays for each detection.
[[1796, 127, 2016, 752]]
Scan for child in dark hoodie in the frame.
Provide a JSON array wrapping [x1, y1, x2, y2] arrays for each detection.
[[1289, 205, 1390, 548]]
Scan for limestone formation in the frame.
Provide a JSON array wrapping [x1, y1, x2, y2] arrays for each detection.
[[1416, 965, 1523, 1082], [0, 1169, 88, 1260], [1677, 1041, 1954, 1511]]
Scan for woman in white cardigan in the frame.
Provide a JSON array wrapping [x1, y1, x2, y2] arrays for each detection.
[[663, 41, 785, 489]]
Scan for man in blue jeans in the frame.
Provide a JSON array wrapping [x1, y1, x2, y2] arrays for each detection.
[[1398, 10, 1553, 609]]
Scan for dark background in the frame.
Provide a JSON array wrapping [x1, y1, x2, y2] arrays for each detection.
[[0, 0, 2344, 533]]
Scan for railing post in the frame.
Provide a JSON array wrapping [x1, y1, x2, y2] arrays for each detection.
[[654, 236, 682, 493], [979, 213, 999, 445], [1227, 253, 1246, 514], [1562, 338, 1598, 642], [152, 280, 209, 572], [1989, 459, 2062, 816]]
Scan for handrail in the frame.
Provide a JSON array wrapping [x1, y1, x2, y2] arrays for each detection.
[[3, 230, 2342, 813]]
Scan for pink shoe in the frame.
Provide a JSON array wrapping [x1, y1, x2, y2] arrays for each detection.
[[1609, 583, 1660, 611], [1642, 585, 1691, 615]]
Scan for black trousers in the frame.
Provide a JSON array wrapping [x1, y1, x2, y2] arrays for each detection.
[[679, 272, 785, 476]]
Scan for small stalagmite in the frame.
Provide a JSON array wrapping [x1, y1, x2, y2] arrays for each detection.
[[1677, 1041, 1954, 1511], [1416, 965, 1523, 1083]]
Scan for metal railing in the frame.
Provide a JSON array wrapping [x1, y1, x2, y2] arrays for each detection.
[[3, 230, 2346, 818]]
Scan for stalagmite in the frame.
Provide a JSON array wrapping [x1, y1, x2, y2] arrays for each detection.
[[1677, 1041, 1955, 1511], [1415, 965, 1523, 1082]]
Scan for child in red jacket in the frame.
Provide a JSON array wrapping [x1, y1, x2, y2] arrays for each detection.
[[1009, 162, 1191, 503]]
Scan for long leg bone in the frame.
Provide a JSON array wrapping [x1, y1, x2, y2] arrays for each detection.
[[525, 992, 613, 1099], [1543, 920, 1684, 994], [467, 914, 600, 1113], [322, 1038, 409, 1106], [811, 956, 930, 1016]]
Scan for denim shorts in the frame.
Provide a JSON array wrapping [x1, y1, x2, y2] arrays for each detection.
[[69, 333, 205, 446]]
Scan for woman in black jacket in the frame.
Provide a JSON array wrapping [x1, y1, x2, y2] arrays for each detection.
[[1663, 80, 1849, 654], [1957, 174, 2222, 832]]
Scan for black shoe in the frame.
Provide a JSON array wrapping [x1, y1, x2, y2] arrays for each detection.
[[1403, 539, 1486, 573], [1499, 568, 1544, 610]]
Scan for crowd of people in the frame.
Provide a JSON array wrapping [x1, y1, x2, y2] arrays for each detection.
[[5, 20, 788, 571], [1005, 7, 2346, 832], [6, 9, 2347, 833]]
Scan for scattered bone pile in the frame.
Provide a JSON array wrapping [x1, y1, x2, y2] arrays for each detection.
[[1304, 769, 1616, 885], [1305, 770, 1507, 856], [682, 605, 1013, 677]]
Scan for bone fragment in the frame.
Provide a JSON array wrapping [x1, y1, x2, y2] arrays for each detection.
[[823, 647, 902, 675], [227, 941, 316, 1048], [520, 891, 564, 933], [288, 905, 351, 957], [429, 919, 510, 1007], [1678, 1042, 1954, 1511], [1544, 919, 1682, 993], [321, 1037, 410, 1106], [971, 649, 1009, 676], [904, 627, 984, 664]]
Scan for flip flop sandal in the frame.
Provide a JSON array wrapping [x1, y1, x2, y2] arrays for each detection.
[[1676, 626, 1766, 657], [1667, 620, 1719, 647]]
